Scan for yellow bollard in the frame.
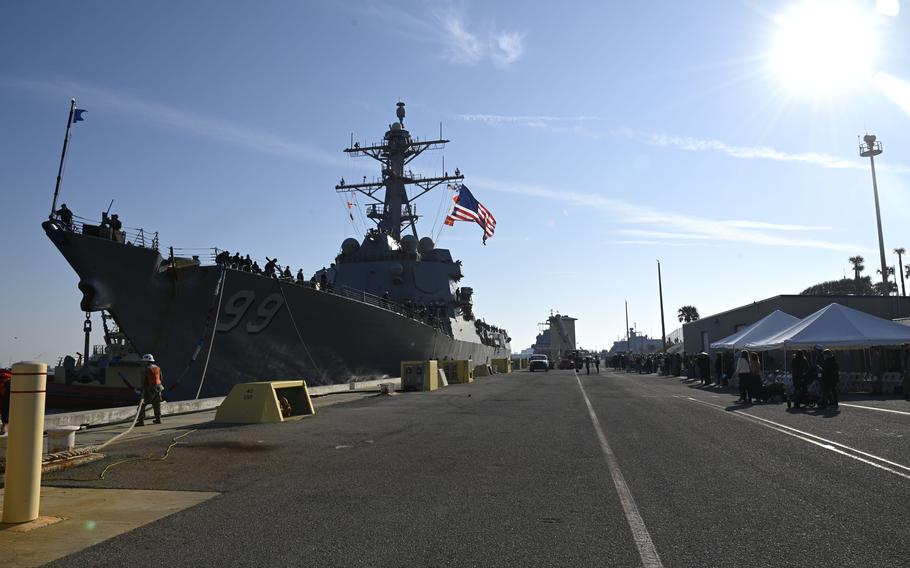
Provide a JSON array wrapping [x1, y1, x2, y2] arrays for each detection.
[[2, 361, 48, 524]]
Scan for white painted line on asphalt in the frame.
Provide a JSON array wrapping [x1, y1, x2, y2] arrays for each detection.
[[575, 372, 664, 568], [681, 396, 910, 481], [839, 403, 910, 416]]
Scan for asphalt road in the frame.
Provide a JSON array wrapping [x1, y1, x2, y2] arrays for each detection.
[[44, 369, 910, 567]]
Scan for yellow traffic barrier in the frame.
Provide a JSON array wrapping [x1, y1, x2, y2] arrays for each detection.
[[214, 380, 314, 424], [474, 363, 492, 377], [491, 358, 512, 374], [3, 361, 48, 524], [401, 361, 439, 391], [440, 360, 473, 384]]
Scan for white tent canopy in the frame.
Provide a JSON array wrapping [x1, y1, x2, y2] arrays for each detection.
[[744, 303, 910, 351], [709, 310, 800, 351]]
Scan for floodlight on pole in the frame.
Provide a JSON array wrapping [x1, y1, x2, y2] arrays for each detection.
[[859, 134, 889, 293]]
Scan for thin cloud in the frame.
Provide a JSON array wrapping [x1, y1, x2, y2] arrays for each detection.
[[457, 114, 604, 126], [630, 129, 910, 174], [607, 240, 714, 248], [3, 76, 348, 167], [441, 16, 485, 64], [361, 3, 525, 68], [615, 229, 860, 252], [471, 175, 866, 253], [491, 31, 525, 66], [438, 12, 525, 67], [459, 114, 910, 172], [615, 129, 860, 170]]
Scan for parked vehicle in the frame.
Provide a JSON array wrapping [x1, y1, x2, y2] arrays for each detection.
[[529, 354, 550, 372]]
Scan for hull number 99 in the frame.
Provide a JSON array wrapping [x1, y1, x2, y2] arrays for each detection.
[[216, 291, 285, 334]]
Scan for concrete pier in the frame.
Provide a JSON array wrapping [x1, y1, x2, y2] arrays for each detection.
[[3, 370, 909, 567]]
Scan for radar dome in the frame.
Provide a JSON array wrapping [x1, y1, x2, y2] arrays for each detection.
[[341, 238, 360, 255], [418, 237, 435, 254], [400, 235, 418, 253]]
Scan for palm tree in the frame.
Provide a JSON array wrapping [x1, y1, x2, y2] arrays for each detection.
[[894, 248, 906, 297], [677, 305, 700, 323], [848, 255, 865, 280], [876, 266, 896, 295]]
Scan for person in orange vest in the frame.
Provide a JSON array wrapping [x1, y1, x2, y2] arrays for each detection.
[[137, 354, 164, 426]]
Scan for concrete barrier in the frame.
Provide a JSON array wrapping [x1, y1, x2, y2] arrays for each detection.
[[401, 361, 439, 391], [492, 358, 512, 374], [474, 364, 493, 377], [214, 380, 315, 424], [440, 360, 473, 384]]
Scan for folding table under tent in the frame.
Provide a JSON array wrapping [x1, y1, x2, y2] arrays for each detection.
[[743, 303, 910, 351], [709, 310, 800, 351]]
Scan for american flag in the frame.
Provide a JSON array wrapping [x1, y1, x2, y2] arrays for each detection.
[[444, 185, 496, 243]]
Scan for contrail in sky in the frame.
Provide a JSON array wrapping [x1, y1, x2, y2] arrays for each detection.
[[472, 175, 866, 253], [1, 76, 350, 168]]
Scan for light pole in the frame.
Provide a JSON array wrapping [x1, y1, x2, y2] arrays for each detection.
[[625, 300, 630, 354], [894, 248, 906, 297], [859, 134, 889, 293], [657, 260, 667, 353]]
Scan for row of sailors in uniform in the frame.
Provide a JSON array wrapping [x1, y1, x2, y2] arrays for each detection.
[[215, 250, 334, 290]]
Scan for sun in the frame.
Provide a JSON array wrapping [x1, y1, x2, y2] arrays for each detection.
[[769, 1, 879, 96]]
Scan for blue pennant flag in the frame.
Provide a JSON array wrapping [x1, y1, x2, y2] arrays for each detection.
[[72, 108, 87, 123]]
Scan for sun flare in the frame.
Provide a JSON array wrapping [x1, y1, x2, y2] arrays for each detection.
[[770, 1, 879, 96]]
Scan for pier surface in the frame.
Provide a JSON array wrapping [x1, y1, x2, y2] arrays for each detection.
[[15, 370, 910, 566]]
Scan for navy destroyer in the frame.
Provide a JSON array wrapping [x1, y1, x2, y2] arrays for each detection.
[[42, 101, 511, 400]]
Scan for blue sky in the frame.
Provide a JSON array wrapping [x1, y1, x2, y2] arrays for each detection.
[[2, 0, 910, 363]]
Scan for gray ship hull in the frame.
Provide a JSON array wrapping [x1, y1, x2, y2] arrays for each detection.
[[43, 221, 511, 401]]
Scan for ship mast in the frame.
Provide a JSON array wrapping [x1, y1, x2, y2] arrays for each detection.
[[335, 102, 464, 241]]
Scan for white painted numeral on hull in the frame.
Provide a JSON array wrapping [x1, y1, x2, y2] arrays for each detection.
[[216, 290, 284, 334]]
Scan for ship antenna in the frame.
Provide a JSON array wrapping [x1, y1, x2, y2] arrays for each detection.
[[335, 101, 464, 240], [50, 98, 78, 219]]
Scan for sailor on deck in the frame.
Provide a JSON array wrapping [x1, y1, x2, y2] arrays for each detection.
[[55, 203, 73, 229]]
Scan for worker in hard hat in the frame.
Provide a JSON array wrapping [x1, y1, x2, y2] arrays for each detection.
[[137, 354, 164, 426]]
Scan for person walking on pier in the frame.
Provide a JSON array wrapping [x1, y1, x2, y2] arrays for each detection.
[[901, 343, 910, 401], [584, 357, 591, 374], [735, 351, 751, 404], [137, 354, 164, 426], [820, 350, 839, 410]]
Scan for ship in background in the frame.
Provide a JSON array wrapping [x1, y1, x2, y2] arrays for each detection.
[[532, 312, 577, 368], [42, 102, 511, 400]]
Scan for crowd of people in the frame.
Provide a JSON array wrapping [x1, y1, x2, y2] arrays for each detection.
[[607, 348, 848, 410], [215, 250, 311, 285]]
